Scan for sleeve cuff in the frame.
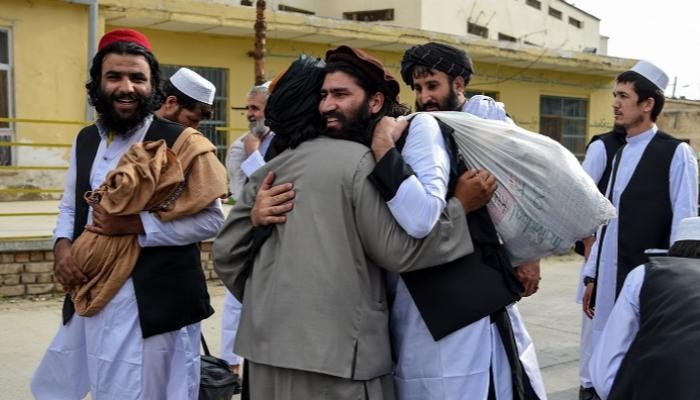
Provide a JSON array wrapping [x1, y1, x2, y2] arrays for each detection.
[[368, 147, 416, 202], [137, 211, 158, 247], [241, 151, 266, 177]]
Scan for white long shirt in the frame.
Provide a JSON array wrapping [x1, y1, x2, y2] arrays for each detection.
[[225, 131, 274, 202], [588, 265, 644, 400], [38, 115, 223, 399], [581, 140, 608, 186], [387, 112, 546, 400], [53, 115, 224, 246], [576, 139, 608, 303], [581, 126, 697, 334], [577, 136, 613, 389]]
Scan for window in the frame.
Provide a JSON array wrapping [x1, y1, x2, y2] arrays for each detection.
[[526, 0, 541, 10], [540, 96, 588, 159], [498, 33, 517, 43], [548, 7, 562, 19], [278, 4, 315, 15], [343, 9, 394, 22], [0, 28, 12, 166], [569, 17, 582, 28], [466, 90, 499, 101], [161, 65, 228, 163], [467, 22, 489, 38]]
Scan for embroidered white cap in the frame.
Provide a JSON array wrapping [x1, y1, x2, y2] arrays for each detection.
[[169, 68, 216, 105], [630, 60, 669, 91], [675, 217, 700, 242]]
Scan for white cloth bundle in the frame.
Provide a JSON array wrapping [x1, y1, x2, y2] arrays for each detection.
[[423, 111, 616, 264]]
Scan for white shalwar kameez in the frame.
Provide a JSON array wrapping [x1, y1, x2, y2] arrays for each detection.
[[30, 115, 225, 400], [576, 139, 607, 389], [387, 113, 546, 400], [225, 131, 275, 202], [588, 265, 644, 400], [581, 126, 697, 377]]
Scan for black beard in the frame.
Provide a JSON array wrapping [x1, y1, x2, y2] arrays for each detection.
[[322, 98, 375, 147], [94, 88, 156, 135], [415, 84, 461, 112]]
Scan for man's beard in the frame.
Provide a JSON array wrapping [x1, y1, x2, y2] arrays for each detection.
[[94, 88, 155, 135], [621, 114, 645, 132], [415, 85, 461, 112], [322, 98, 375, 146], [248, 118, 268, 137]]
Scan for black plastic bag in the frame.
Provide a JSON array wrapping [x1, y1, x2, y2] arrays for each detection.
[[199, 333, 241, 400]]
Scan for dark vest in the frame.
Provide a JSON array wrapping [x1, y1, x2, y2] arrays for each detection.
[[574, 128, 626, 256], [588, 127, 626, 194], [609, 257, 700, 400], [63, 116, 214, 338], [615, 131, 681, 295], [369, 119, 523, 341], [369, 118, 535, 399]]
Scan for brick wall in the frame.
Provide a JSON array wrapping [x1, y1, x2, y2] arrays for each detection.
[[0, 239, 218, 298]]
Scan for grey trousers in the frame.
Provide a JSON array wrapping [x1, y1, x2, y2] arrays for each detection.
[[247, 361, 395, 400]]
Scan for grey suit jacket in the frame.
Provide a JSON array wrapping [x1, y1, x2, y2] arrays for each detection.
[[213, 137, 473, 380]]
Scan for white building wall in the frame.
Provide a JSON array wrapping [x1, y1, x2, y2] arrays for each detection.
[[420, 0, 468, 36], [315, 0, 422, 29], [456, 0, 602, 52], [270, 0, 604, 54]]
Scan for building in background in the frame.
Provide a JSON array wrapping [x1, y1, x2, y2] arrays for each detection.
[[0, 0, 635, 200], [274, 0, 607, 54], [657, 98, 700, 150]]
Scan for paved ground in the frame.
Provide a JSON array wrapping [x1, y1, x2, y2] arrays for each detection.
[[0, 253, 584, 400]]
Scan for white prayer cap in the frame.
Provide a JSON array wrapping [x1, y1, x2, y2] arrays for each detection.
[[675, 217, 700, 242], [629, 60, 669, 91], [464, 95, 511, 123], [169, 68, 216, 105]]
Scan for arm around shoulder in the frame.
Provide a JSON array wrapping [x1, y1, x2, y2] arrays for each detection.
[[355, 152, 473, 273], [213, 184, 257, 301]]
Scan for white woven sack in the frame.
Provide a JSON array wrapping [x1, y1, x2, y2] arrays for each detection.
[[422, 111, 616, 264]]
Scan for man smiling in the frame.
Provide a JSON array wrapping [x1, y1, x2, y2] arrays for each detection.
[[214, 49, 484, 400], [31, 29, 225, 399]]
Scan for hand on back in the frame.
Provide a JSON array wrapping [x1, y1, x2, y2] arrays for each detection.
[[251, 171, 295, 227]]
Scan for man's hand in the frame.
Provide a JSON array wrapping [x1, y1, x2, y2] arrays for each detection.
[[371, 116, 408, 161], [230, 364, 240, 375], [53, 238, 86, 287], [251, 171, 295, 227], [243, 133, 261, 156], [453, 169, 498, 213], [515, 259, 541, 297], [582, 282, 595, 319], [84, 203, 144, 236]]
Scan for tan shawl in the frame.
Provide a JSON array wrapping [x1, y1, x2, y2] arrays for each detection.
[[70, 128, 228, 316]]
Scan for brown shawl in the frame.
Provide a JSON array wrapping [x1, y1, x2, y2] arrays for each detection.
[[70, 128, 228, 316]]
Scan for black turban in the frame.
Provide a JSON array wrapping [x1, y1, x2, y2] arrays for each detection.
[[264, 55, 326, 141], [400, 42, 474, 87]]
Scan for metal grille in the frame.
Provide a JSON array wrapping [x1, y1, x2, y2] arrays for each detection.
[[161, 65, 229, 163], [540, 95, 588, 160]]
